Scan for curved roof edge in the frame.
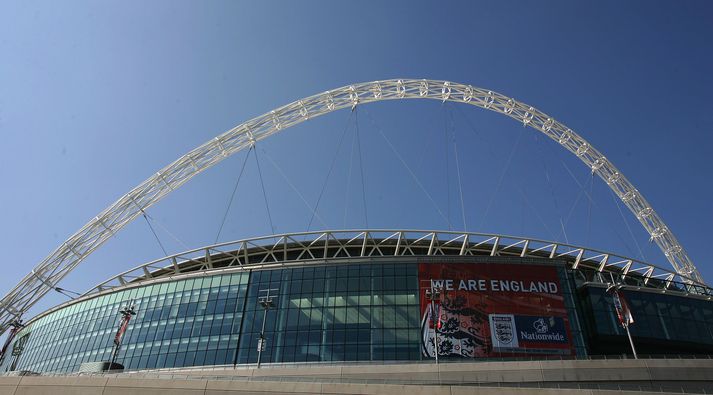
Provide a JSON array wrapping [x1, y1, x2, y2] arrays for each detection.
[[19, 229, 713, 331], [89, 230, 708, 294]]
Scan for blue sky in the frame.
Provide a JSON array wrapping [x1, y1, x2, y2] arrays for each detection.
[[1, 1, 712, 317]]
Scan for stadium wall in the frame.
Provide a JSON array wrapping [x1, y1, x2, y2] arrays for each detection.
[[1, 255, 712, 374]]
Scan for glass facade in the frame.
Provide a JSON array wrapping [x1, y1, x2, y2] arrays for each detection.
[[0, 273, 249, 373], [0, 262, 422, 373], [579, 286, 713, 355], [559, 267, 588, 356], [237, 263, 420, 364], [2, 259, 712, 374]]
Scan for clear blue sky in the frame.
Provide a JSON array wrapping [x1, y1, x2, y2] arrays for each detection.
[[1, 1, 712, 317]]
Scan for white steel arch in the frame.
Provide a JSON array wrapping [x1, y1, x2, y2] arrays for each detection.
[[0, 79, 704, 335]]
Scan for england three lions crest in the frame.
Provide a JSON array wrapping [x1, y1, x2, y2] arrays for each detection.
[[489, 314, 519, 349]]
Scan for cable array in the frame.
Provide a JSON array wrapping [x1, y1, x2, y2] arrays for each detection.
[[0, 79, 703, 336]]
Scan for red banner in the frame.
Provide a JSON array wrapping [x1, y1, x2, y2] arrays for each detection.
[[419, 262, 574, 358], [114, 315, 131, 346], [612, 290, 634, 327]]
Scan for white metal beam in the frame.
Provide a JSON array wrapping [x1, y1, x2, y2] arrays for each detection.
[[0, 79, 704, 335]]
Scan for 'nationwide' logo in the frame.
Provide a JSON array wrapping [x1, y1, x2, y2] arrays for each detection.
[[519, 317, 565, 342], [533, 318, 549, 333]]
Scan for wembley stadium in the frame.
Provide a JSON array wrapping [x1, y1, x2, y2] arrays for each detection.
[[1, 80, 712, 394]]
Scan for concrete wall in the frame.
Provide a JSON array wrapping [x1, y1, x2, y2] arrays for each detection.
[[172, 358, 713, 388], [1, 359, 712, 394]]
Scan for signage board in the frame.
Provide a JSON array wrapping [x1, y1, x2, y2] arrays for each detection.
[[419, 262, 574, 358]]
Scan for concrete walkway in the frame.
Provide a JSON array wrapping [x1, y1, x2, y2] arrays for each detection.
[[1, 359, 712, 394]]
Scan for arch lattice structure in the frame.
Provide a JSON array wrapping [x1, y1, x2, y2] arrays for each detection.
[[0, 79, 704, 335]]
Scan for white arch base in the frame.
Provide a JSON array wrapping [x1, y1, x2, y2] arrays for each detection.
[[0, 79, 703, 335]]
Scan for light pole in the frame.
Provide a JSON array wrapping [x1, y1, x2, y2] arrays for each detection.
[[3, 319, 25, 371], [606, 283, 637, 359], [0, 319, 24, 362], [423, 280, 442, 364], [110, 303, 136, 369], [256, 288, 278, 369]]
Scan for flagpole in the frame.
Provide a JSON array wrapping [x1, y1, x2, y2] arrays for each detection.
[[623, 322, 638, 359], [110, 302, 136, 370], [425, 279, 442, 364], [607, 283, 638, 359], [430, 280, 440, 364]]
